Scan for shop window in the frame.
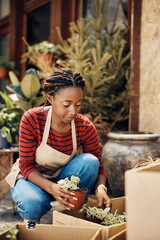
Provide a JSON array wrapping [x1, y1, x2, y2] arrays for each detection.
[[0, 0, 10, 19], [83, 0, 128, 25], [27, 3, 50, 45], [0, 34, 9, 57]]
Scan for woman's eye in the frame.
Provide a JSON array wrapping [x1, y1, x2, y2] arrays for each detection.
[[76, 104, 81, 107], [64, 105, 69, 107]]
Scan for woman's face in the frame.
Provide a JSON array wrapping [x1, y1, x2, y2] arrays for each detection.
[[49, 87, 83, 124]]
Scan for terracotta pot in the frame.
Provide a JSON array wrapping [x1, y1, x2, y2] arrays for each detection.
[[38, 52, 54, 63], [68, 187, 88, 209], [0, 67, 8, 79], [102, 132, 160, 197]]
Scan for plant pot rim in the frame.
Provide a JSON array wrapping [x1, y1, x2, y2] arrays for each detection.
[[69, 187, 88, 193], [107, 131, 160, 141]]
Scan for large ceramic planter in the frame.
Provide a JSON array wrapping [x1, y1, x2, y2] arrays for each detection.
[[102, 132, 160, 197]]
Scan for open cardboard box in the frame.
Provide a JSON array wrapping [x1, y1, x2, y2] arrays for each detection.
[[125, 162, 160, 240], [0, 223, 102, 240], [53, 196, 126, 240]]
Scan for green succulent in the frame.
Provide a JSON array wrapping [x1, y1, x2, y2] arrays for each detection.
[[80, 205, 127, 226], [58, 175, 80, 190], [0, 92, 22, 143]]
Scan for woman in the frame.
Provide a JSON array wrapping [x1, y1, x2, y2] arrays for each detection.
[[6, 69, 110, 228]]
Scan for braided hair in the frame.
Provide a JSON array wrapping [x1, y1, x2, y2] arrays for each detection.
[[43, 69, 85, 105]]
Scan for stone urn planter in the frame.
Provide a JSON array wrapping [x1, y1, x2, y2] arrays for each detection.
[[102, 132, 160, 197]]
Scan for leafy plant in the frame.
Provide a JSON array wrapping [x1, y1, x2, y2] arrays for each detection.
[[0, 92, 22, 143], [0, 56, 16, 71], [5, 223, 19, 240], [58, 175, 80, 190], [56, 0, 132, 145], [7, 68, 46, 111], [80, 205, 126, 226]]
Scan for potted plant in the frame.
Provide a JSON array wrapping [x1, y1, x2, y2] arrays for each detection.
[[21, 39, 61, 78], [79, 204, 126, 226], [0, 56, 16, 79], [58, 175, 88, 209], [0, 91, 23, 148]]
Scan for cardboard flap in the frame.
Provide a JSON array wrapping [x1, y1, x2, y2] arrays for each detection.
[[0, 224, 102, 240]]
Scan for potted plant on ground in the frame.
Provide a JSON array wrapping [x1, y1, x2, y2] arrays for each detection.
[[79, 204, 126, 226], [0, 56, 16, 79], [58, 175, 88, 209]]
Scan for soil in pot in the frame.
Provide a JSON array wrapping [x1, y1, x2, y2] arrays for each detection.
[[67, 187, 88, 209], [83, 213, 103, 224]]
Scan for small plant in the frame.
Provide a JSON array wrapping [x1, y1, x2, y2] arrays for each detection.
[[0, 56, 16, 71], [5, 223, 19, 240], [58, 175, 80, 190], [80, 205, 127, 226], [0, 92, 22, 143]]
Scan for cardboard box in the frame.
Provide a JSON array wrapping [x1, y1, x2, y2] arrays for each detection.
[[0, 224, 102, 240], [53, 197, 126, 240], [125, 163, 160, 240], [108, 229, 126, 240]]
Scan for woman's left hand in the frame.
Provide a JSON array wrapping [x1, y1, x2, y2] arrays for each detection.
[[96, 186, 111, 209]]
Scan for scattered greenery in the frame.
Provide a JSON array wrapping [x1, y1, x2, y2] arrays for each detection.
[[80, 205, 126, 226], [56, 0, 132, 145], [7, 68, 46, 111], [5, 223, 19, 240], [0, 56, 16, 71], [0, 92, 22, 143], [58, 175, 80, 190]]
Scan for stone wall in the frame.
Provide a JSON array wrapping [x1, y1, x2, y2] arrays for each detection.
[[139, 0, 160, 133]]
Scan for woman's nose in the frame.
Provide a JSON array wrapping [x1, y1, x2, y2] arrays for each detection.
[[69, 106, 76, 115]]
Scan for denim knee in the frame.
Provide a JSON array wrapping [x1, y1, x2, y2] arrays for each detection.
[[19, 194, 52, 221]]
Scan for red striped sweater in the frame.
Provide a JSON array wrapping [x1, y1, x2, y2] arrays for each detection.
[[19, 106, 106, 179]]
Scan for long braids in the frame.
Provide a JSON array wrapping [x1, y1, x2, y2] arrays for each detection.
[[43, 69, 85, 105]]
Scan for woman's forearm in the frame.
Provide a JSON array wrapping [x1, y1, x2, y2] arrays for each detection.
[[94, 174, 107, 189], [27, 170, 55, 194]]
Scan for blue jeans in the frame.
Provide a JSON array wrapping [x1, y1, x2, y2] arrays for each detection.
[[10, 153, 99, 221]]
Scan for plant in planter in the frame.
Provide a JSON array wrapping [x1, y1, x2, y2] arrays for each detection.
[[0, 106, 21, 148], [7, 68, 46, 111], [0, 91, 23, 148], [80, 205, 126, 226], [21, 38, 61, 79], [58, 175, 88, 209], [0, 56, 16, 79]]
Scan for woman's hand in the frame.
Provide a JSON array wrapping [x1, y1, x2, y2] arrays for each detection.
[[95, 185, 111, 209], [50, 183, 77, 210]]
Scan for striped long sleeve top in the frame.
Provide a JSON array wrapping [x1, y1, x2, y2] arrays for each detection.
[[19, 106, 106, 179]]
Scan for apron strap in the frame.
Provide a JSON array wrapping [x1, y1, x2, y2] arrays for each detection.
[[42, 106, 77, 155], [41, 106, 52, 144], [71, 119, 77, 155]]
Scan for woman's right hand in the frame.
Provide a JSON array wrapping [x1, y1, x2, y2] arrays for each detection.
[[50, 183, 77, 210]]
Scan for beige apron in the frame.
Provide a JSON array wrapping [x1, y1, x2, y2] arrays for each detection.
[[6, 106, 77, 188]]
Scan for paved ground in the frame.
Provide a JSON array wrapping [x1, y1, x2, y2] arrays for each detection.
[[0, 192, 64, 234]]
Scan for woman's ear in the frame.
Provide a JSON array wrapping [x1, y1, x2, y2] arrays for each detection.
[[46, 95, 53, 104]]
